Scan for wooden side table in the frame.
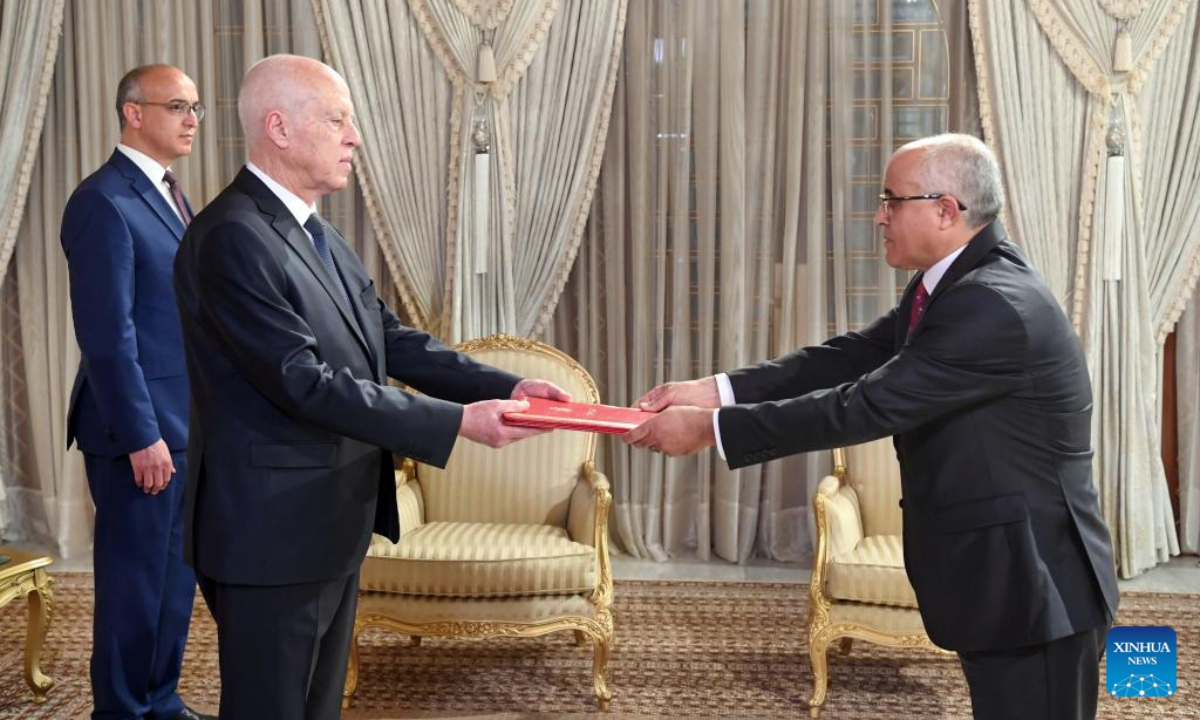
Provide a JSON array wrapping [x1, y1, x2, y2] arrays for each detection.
[[0, 547, 55, 702]]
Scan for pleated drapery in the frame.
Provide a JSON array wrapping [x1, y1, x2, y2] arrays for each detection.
[[972, 0, 1200, 576], [313, 0, 627, 341]]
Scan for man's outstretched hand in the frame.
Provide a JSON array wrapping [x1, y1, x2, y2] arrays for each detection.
[[634, 377, 719, 413], [458, 378, 573, 448], [623, 406, 716, 457], [511, 378, 572, 403]]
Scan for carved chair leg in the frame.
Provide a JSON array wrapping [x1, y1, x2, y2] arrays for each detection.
[[342, 621, 363, 709], [24, 570, 54, 702], [808, 632, 832, 719], [839, 637, 853, 656], [592, 631, 613, 712]]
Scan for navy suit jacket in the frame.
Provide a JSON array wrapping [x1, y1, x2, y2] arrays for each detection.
[[173, 168, 520, 586], [62, 150, 192, 457], [718, 222, 1119, 653]]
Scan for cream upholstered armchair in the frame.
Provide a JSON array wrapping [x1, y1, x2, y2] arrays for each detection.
[[807, 438, 949, 717], [345, 334, 614, 709]]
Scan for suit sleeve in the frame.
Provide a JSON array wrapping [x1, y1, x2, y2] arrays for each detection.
[[726, 307, 899, 403], [61, 189, 160, 454], [191, 220, 468, 465], [719, 283, 1029, 469], [373, 301, 520, 403]]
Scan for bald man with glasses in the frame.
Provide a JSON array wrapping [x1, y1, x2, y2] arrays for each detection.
[[626, 134, 1118, 720], [61, 64, 212, 720]]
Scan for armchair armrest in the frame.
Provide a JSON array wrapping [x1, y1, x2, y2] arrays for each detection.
[[567, 461, 613, 609], [809, 474, 863, 612], [567, 461, 610, 547], [395, 459, 424, 538], [816, 475, 863, 562]]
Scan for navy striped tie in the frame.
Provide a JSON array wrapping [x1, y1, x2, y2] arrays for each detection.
[[303, 215, 351, 308]]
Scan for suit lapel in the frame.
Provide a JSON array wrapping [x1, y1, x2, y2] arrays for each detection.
[[928, 222, 1005, 305], [109, 151, 185, 240], [234, 169, 372, 361], [326, 223, 382, 378], [896, 222, 1007, 348]]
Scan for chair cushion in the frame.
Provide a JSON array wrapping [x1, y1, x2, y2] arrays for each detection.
[[825, 534, 918, 608], [361, 521, 596, 598]]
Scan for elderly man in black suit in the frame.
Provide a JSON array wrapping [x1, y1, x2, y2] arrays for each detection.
[[625, 133, 1118, 720], [174, 54, 567, 720]]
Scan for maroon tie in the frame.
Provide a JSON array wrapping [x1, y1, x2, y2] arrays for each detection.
[[163, 170, 192, 226], [907, 283, 930, 337]]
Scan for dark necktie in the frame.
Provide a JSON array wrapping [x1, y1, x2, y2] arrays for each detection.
[[303, 214, 352, 308], [907, 282, 930, 338], [163, 170, 192, 225]]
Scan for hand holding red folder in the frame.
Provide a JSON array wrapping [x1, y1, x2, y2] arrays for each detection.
[[503, 397, 657, 435], [622, 378, 720, 455], [460, 378, 572, 448]]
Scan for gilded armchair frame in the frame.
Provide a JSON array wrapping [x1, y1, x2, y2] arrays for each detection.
[[806, 446, 949, 718], [343, 334, 615, 710]]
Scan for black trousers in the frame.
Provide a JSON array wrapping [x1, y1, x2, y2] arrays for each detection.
[[958, 623, 1110, 720], [197, 570, 359, 720]]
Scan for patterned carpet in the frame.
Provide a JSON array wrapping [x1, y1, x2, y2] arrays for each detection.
[[0, 573, 1195, 718]]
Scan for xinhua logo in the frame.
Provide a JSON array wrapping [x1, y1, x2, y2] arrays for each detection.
[[1107, 626, 1177, 698]]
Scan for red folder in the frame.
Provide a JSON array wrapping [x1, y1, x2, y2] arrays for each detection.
[[503, 398, 655, 435]]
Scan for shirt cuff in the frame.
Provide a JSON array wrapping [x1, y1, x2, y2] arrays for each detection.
[[715, 373, 736, 407], [712, 409, 726, 460], [713, 373, 735, 460]]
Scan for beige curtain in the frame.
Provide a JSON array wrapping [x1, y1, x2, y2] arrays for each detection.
[[0, 0, 64, 278], [550, 0, 825, 562], [547, 0, 964, 563], [0, 0, 389, 556], [1180, 298, 1200, 554], [0, 0, 65, 532], [972, 0, 1199, 577], [313, 0, 627, 342]]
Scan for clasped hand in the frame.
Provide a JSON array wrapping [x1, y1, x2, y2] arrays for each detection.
[[130, 439, 175, 495]]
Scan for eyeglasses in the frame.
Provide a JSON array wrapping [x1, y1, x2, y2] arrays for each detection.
[[135, 100, 206, 121], [878, 193, 967, 216]]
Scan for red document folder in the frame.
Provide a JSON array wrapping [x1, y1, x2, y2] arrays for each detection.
[[503, 398, 656, 435]]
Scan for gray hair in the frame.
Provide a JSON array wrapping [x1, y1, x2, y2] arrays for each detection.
[[900, 133, 1005, 227], [114, 64, 172, 130]]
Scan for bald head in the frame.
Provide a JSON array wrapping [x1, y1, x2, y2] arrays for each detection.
[[116, 64, 189, 129], [115, 64, 200, 166], [893, 133, 1005, 229], [239, 54, 348, 149], [237, 54, 361, 204]]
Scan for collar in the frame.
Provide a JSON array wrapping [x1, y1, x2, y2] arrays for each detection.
[[116, 144, 171, 186], [246, 162, 318, 228], [922, 243, 968, 294]]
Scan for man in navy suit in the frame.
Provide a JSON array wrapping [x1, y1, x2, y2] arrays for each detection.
[[61, 64, 212, 720], [625, 134, 1117, 720]]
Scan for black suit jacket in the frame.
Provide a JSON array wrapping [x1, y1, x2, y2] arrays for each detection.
[[718, 222, 1119, 652], [174, 168, 519, 586]]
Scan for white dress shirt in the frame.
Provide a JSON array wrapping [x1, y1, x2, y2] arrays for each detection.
[[116, 144, 183, 222], [711, 242, 969, 459], [246, 162, 319, 244]]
